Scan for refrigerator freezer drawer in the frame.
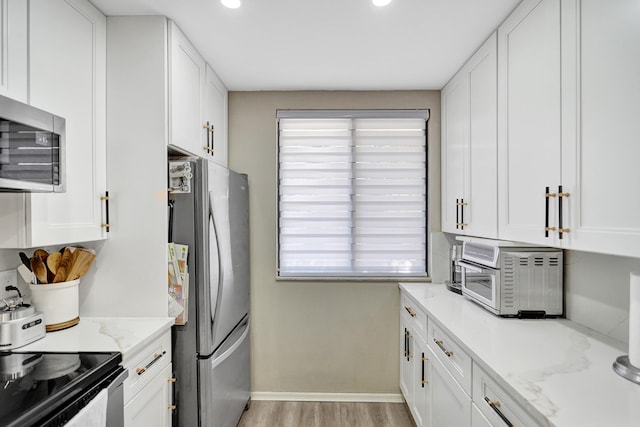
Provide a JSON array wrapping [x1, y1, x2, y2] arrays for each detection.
[[198, 316, 250, 427]]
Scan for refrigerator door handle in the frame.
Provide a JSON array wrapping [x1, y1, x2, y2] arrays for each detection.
[[209, 197, 223, 325], [211, 319, 250, 370]]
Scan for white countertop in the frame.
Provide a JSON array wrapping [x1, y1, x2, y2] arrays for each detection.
[[400, 282, 640, 427], [19, 317, 174, 363]]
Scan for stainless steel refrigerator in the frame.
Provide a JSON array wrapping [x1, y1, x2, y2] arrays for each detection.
[[169, 158, 250, 427]]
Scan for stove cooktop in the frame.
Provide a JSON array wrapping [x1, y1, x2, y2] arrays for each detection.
[[0, 351, 121, 427]]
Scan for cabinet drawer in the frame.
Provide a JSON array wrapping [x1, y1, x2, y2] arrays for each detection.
[[123, 331, 172, 403], [428, 321, 472, 396], [473, 362, 543, 427], [401, 293, 427, 341]]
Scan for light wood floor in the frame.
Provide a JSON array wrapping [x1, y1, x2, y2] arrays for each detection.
[[237, 400, 415, 427]]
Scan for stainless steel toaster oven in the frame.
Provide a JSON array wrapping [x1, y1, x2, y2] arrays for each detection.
[[458, 240, 563, 317]]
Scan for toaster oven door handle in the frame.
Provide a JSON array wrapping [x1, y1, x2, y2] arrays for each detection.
[[458, 260, 497, 273]]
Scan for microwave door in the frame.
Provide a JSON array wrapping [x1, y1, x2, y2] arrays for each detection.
[[460, 261, 497, 309]]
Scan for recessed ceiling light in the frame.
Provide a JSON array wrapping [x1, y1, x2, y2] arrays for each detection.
[[221, 0, 241, 8], [372, 0, 392, 6]]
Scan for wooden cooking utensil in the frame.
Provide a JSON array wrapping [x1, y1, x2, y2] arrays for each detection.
[[47, 252, 62, 274], [53, 247, 74, 283], [30, 256, 48, 284], [32, 248, 49, 260], [65, 249, 97, 281]]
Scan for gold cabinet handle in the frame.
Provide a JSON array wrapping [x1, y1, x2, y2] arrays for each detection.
[[168, 377, 177, 383], [168, 404, 177, 410], [484, 396, 513, 426], [101, 191, 110, 232], [136, 351, 166, 376], [404, 306, 417, 317], [433, 338, 453, 357], [558, 185, 569, 240]]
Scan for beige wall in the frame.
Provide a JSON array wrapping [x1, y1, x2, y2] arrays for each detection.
[[228, 91, 441, 395]]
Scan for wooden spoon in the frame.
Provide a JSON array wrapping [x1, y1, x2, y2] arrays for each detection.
[[53, 248, 74, 283], [33, 248, 49, 261], [30, 256, 48, 284], [47, 252, 62, 274], [65, 249, 97, 281]]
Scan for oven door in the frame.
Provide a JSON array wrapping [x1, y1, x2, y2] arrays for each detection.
[[459, 260, 499, 313]]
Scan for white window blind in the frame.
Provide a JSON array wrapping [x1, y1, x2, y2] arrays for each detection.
[[277, 110, 428, 278]]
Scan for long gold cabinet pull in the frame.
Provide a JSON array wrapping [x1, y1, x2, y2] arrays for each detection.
[[421, 353, 428, 387], [484, 396, 514, 427], [202, 121, 215, 155], [135, 351, 166, 376], [100, 192, 110, 232], [404, 306, 416, 317], [545, 186, 570, 238], [558, 186, 570, 239], [433, 338, 453, 357]]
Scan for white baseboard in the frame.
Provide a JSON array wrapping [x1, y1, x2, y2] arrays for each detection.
[[251, 392, 405, 403]]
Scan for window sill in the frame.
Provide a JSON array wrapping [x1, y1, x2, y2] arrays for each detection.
[[275, 276, 431, 283]]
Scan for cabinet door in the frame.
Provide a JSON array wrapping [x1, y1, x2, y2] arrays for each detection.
[[169, 20, 206, 157], [471, 403, 493, 427], [442, 33, 498, 238], [441, 72, 467, 234], [204, 64, 228, 166], [124, 363, 173, 427], [561, 0, 640, 257], [465, 33, 497, 239], [430, 346, 470, 427], [0, 0, 27, 102], [27, 0, 107, 246], [412, 334, 431, 427], [399, 316, 414, 410], [497, 0, 561, 245]]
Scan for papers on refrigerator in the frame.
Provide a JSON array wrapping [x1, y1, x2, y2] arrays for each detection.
[[168, 242, 189, 325]]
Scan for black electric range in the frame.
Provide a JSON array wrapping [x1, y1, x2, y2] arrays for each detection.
[[0, 351, 124, 427]]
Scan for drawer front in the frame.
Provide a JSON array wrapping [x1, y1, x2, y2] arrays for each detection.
[[123, 331, 172, 403], [473, 362, 543, 427], [401, 292, 427, 341], [428, 321, 472, 395]]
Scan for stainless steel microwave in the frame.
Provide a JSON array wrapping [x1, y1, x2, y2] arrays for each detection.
[[0, 94, 65, 192]]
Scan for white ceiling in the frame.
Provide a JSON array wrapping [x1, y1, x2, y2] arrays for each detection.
[[90, 0, 520, 91]]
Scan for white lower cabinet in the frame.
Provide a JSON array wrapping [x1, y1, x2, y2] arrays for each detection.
[[123, 331, 174, 427], [125, 363, 173, 427], [471, 403, 493, 427], [400, 289, 542, 427], [400, 303, 430, 427], [430, 347, 471, 427], [473, 362, 542, 427]]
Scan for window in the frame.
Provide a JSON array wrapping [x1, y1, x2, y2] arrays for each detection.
[[277, 110, 429, 279]]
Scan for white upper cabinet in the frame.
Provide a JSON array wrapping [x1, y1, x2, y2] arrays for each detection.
[[0, 0, 107, 248], [441, 68, 467, 234], [497, 0, 562, 246], [497, 0, 640, 257], [560, 0, 640, 258], [169, 22, 228, 164], [442, 33, 498, 238], [0, 0, 27, 103], [169, 21, 206, 157], [204, 64, 228, 166]]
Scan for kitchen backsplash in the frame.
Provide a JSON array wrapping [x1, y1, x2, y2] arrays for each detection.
[[2, 240, 639, 345], [564, 249, 640, 344], [437, 236, 640, 345], [0, 243, 102, 302]]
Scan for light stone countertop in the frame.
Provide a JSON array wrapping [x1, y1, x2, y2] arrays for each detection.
[[400, 282, 640, 427], [19, 317, 174, 363]]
